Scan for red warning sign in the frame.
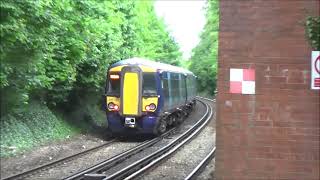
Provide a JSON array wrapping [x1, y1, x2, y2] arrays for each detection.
[[311, 51, 320, 90], [315, 78, 320, 87], [229, 68, 255, 94], [315, 55, 320, 74]]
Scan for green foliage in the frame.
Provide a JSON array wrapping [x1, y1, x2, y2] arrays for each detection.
[[189, 0, 219, 95], [305, 16, 320, 50], [66, 91, 107, 129], [0, 0, 182, 115], [180, 59, 191, 69], [0, 102, 79, 157]]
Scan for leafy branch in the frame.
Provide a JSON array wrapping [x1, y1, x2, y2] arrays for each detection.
[[305, 16, 320, 50]]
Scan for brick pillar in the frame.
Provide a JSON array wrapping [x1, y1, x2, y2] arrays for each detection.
[[216, 0, 320, 179]]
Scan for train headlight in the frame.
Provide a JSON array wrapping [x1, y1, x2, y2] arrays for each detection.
[[145, 105, 151, 111], [149, 103, 156, 110], [145, 103, 156, 111], [108, 102, 119, 111], [108, 102, 115, 109]]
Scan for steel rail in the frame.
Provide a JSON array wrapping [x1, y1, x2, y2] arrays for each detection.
[[63, 128, 176, 180], [1, 139, 117, 180], [85, 100, 211, 180], [196, 96, 215, 102], [120, 101, 213, 180], [184, 146, 216, 180]]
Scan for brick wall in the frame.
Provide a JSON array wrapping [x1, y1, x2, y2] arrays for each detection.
[[216, 0, 320, 179]]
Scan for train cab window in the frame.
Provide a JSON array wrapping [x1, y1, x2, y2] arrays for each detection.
[[107, 74, 120, 95], [143, 73, 157, 96]]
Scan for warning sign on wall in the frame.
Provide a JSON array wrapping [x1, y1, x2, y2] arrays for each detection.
[[311, 51, 320, 90], [230, 68, 255, 94]]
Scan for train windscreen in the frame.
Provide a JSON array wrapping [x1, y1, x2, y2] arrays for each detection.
[[143, 73, 157, 96], [107, 74, 120, 95]]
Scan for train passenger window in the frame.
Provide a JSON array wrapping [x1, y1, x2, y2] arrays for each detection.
[[162, 77, 169, 109], [180, 75, 186, 102], [171, 73, 180, 105], [143, 73, 157, 96], [107, 74, 120, 95]]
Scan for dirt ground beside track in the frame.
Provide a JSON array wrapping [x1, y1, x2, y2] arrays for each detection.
[[0, 134, 110, 179]]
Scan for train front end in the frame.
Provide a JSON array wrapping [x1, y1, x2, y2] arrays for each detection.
[[105, 65, 161, 135]]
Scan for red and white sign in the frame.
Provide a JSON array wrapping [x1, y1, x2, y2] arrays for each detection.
[[230, 68, 255, 94], [311, 51, 320, 90]]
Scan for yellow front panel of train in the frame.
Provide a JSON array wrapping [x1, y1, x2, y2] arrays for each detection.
[[142, 97, 158, 112], [123, 72, 139, 115], [106, 96, 120, 111]]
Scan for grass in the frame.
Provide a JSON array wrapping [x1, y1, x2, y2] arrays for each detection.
[[0, 101, 80, 157]]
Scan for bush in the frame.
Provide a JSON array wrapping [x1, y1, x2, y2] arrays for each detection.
[[305, 16, 320, 50]]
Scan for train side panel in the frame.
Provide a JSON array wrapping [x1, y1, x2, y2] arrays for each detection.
[[160, 71, 196, 113]]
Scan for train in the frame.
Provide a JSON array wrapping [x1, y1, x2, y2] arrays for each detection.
[[104, 57, 197, 135]]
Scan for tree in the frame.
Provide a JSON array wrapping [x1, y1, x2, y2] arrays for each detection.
[[189, 0, 219, 95]]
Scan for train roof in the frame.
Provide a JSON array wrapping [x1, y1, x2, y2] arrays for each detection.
[[110, 57, 194, 75]]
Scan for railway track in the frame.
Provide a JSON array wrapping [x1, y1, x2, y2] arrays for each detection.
[[63, 128, 177, 180], [2, 98, 214, 180], [1, 139, 117, 180], [185, 146, 216, 180], [183, 96, 216, 180], [69, 99, 212, 180]]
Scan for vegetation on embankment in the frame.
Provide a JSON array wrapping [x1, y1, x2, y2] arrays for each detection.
[[0, 102, 79, 157], [0, 0, 182, 157], [189, 0, 219, 95]]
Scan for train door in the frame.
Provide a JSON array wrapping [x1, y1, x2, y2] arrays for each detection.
[[120, 66, 142, 116]]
